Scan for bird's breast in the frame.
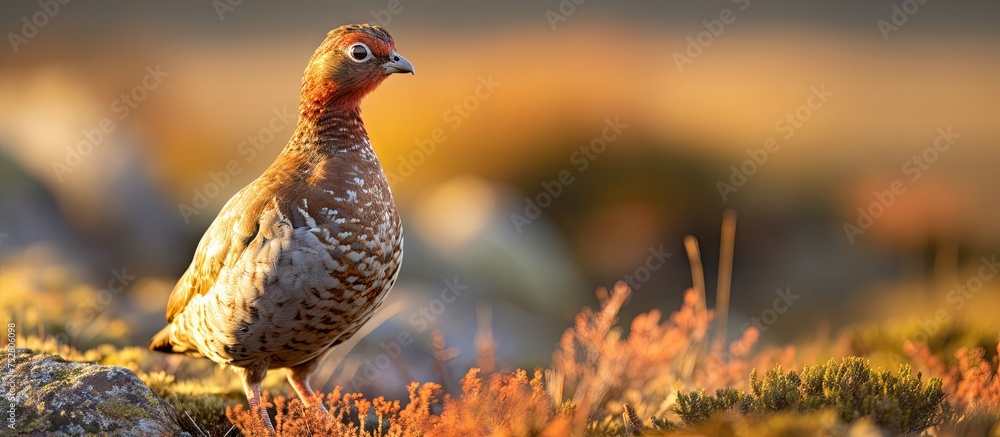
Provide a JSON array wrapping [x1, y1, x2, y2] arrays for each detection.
[[289, 149, 402, 305], [233, 157, 402, 367]]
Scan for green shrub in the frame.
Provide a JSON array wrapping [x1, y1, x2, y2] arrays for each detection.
[[675, 357, 947, 435], [676, 387, 743, 423]]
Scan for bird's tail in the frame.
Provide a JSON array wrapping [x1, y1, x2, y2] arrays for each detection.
[[148, 325, 176, 353]]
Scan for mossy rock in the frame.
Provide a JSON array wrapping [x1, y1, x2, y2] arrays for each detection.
[[0, 349, 186, 436]]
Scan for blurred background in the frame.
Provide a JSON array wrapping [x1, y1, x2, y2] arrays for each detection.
[[1, 0, 998, 399]]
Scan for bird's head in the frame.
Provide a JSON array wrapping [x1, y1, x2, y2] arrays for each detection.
[[301, 24, 413, 112]]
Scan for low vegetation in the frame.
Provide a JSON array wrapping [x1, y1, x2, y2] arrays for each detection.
[[3, 241, 998, 435]]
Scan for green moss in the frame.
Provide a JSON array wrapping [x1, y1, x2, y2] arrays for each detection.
[[12, 414, 52, 434], [96, 397, 152, 420], [46, 364, 85, 385], [165, 393, 229, 425], [751, 366, 803, 412], [673, 357, 947, 435], [676, 387, 744, 423]]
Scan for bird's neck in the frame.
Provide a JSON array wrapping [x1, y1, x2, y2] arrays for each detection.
[[284, 73, 378, 153], [288, 97, 370, 156]]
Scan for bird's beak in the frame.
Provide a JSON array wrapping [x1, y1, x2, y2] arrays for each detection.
[[382, 51, 414, 75]]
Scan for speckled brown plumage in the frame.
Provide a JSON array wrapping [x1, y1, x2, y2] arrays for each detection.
[[149, 24, 413, 430]]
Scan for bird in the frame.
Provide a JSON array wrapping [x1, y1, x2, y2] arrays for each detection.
[[149, 24, 413, 430]]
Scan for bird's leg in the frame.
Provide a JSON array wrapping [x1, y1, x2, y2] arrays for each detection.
[[245, 381, 273, 430], [288, 351, 330, 413], [237, 365, 274, 431], [287, 368, 325, 411]]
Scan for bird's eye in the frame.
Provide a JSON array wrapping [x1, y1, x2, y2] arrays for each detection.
[[348, 43, 372, 62]]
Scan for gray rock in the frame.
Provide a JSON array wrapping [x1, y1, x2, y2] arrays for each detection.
[[0, 349, 186, 436]]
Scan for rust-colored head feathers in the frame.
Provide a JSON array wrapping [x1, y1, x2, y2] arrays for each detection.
[[301, 24, 413, 114]]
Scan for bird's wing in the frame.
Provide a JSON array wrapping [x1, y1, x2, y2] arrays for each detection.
[[165, 183, 271, 322]]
